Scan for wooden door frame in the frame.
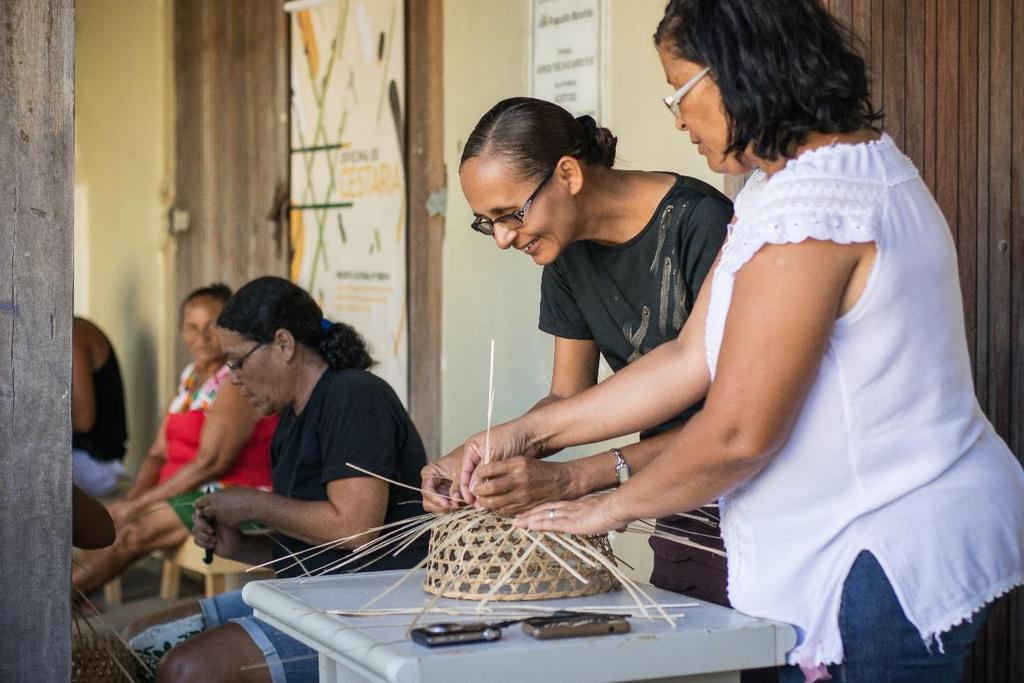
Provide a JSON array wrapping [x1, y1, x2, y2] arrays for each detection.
[[406, 0, 445, 457], [171, 0, 290, 371]]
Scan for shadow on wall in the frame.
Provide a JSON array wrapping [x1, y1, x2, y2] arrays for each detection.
[[120, 285, 158, 474]]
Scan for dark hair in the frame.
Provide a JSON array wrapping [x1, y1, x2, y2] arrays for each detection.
[[217, 276, 375, 371], [180, 282, 232, 320], [460, 97, 618, 180], [654, 0, 882, 162]]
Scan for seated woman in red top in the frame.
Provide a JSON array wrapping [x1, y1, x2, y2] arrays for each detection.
[[73, 284, 279, 597]]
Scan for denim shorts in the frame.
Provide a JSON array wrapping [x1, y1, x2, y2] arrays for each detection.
[[200, 588, 318, 683], [778, 551, 991, 683]]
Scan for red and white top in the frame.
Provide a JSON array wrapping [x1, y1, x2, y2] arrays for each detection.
[[167, 363, 230, 414], [704, 135, 1024, 671], [159, 362, 276, 488]]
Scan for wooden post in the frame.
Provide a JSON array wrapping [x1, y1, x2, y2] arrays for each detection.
[[0, 1, 74, 679], [406, 0, 445, 458]]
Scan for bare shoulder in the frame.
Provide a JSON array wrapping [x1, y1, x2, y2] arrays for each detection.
[[72, 317, 111, 368], [735, 238, 870, 319]]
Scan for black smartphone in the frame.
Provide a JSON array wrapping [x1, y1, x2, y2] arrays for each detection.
[[521, 613, 630, 640], [410, 622, 503, 647]]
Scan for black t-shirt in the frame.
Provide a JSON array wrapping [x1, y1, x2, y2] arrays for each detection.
[[539, 173, 732, 434], [72, 351, 127, 461], [270, 368, 428, 578]]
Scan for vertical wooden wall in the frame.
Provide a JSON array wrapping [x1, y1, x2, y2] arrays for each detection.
[[173, 0, 290, 366], [406, 0, 445, 457], [824, 1, 1023, 680], [0, 0, 74, 678]]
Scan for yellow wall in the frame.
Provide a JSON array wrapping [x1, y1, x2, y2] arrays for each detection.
[[441, 0, 723, 580], [75, 0, 176, 471]]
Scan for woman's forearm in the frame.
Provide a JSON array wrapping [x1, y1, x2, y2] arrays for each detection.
[[566, 427, 685, 497], [125, 453, 165, 501], [224, 534, 275, 566], [133, 455, 223, 511], [250, 493, 369, 548], [604, 411, 772, 524], [526, 338, 709, 453]]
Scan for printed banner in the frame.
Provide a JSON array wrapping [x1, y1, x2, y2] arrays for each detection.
[[290, 0, 408, 402]]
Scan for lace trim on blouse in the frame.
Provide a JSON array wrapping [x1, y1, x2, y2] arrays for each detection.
[[705, 166, 883, 378]]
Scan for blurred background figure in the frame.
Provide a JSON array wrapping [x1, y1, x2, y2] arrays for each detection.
[[72, 317, 128, 498], [72, 284, 277, 598]]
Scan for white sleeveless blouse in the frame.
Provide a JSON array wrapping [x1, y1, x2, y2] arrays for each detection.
[[705, 135, 1024, 669]]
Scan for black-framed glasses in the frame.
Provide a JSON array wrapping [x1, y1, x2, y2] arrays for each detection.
[[470, 167, 556, 236], [226, 343, 264, 376]]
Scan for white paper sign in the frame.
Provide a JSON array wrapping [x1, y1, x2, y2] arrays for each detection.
[[531, 0, 602, 119]]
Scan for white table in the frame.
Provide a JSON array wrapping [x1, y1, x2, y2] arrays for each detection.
[[243, 570, 796, 683]]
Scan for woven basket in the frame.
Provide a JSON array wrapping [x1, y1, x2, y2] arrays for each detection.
[[423, 511, 620, 601], [72, 632, 144, 682]]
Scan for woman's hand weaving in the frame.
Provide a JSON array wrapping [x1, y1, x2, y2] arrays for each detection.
[[470, 456, 575, 516], [514, 493, 625, 536], [460, 419, 541, 506], [420, 454, 466, 512]]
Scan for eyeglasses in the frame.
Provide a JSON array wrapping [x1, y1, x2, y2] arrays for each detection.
[[663, 66, 711, 118], [470, 167, 555, 236], [226, 343, 264, 376]]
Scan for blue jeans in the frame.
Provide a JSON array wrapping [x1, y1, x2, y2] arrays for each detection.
[[779, 551, 990, 683], [201, 589, 319, 683]]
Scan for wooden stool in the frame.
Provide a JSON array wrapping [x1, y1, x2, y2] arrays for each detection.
[[159, 541, 273, 600], [103, 578, 122, 606]]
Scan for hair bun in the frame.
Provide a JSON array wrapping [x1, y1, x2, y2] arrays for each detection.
[[575, 114, 618, 167], [460, 98, 619, 179], [321, 320, 375, 371]]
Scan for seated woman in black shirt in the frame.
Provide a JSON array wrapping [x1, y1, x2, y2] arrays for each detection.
[[144, 276, 427, 683]]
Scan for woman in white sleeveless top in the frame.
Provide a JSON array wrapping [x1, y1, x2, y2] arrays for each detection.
[[458, 1, 1024, 681]]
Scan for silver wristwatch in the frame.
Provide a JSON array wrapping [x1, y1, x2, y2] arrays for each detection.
[[612, 448, 630, 485]]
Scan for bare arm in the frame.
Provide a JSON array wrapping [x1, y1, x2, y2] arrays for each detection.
[[518, 240, 871, 533], [196, 476, 391, 549], [535, 337, 602, 413], [128, 382, 261, 515], [470, 425, 685, 514], [217, 535, 275, 567], [523, 285, 712, 453], [71, 334, 97, 433], [468, 285, 713, 512], [462, 263, 717, 501]]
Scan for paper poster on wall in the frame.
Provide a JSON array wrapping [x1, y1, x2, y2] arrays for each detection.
[[531, 0, 602, 119], [289, 1, 408, 404]]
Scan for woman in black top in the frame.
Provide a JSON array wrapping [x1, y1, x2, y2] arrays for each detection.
[[71, 316, 128, 496], [152, 277, 427, 683], [421, 98, 734, 605]]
